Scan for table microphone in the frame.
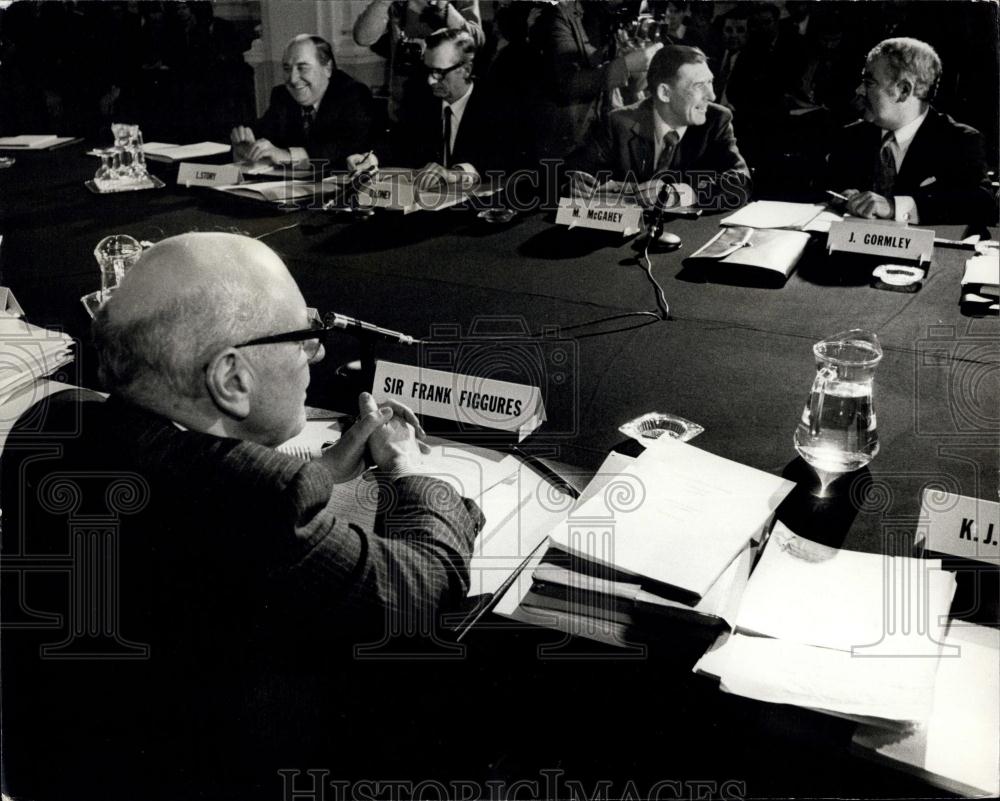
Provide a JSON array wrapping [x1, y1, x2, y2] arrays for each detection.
[[647, 181, 682, 248], [324, 312, 417, 345]]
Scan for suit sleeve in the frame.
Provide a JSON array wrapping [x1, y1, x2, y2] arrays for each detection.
[[689, 109, 752, 206], [912, 125, 995, 225], [311, 80, 378, 169], [275, 465, 483, 631], [564, 113, 615, 179], [254, 86, 287, 145]]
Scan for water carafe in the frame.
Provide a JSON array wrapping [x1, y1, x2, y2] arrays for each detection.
[[794, 329, 882, 491]]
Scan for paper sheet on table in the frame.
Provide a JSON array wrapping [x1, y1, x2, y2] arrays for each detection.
[[143, 141, 230, 162], [736, 522, 956, 654], [802, 209, 843, 233], [854, 624, 1000, 797], [721, 200, 826, 230], [548, 438, 795, 598], [468, 461, 574, 596], [696, 632, 939, 722], [0, 319, 75, 404]]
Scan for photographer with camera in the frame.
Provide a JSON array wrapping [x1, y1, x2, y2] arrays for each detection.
[[353, 0, 484, 122]]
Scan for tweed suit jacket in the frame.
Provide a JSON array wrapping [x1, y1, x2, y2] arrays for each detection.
[[567, 97, 752, 206], [1, 390, 483, 799]]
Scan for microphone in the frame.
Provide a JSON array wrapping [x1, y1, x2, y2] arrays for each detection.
[[647, 180, 682, 248], [324, 312, 417, 345]]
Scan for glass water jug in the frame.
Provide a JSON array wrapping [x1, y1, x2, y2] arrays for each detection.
[[794, 329, 882, 491]]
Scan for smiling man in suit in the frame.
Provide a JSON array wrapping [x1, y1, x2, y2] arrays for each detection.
[[828, 37, 994, 225], [566, 44, 751, 209], [230, 34, 376, 171]]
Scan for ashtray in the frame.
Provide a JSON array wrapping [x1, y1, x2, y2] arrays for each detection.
[[477, 207, 515, 224], [618, 412, 704, 446]]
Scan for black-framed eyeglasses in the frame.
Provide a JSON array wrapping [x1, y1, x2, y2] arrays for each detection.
[[425, 61, 465, 81], [234, 308, 328, 361]]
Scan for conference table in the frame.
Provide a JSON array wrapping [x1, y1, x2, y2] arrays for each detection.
[[2, 145, 997, 798]]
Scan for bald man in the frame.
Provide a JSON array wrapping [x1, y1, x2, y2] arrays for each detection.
[[0, 233, 482, 800]]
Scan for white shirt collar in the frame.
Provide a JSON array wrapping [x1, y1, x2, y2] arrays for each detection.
[[652, 105, 686, 165], [444, 82, 474, 123], [886, 109, 928, 164]]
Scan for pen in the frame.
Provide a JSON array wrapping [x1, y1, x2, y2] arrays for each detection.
[[825, 190, 849, 202]]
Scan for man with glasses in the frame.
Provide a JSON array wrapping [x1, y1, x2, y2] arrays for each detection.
[[827, 37, 993, 225], [1, 232, 483, 799], [567, 45, 751, 209], [349, 27, 516, 184]]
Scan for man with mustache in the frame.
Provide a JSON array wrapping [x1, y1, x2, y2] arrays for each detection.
[[230, 34, 376, 171], [567, 44, 751, 209], [828, 37, 994, 225]]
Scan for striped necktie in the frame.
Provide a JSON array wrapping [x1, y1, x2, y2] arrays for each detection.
[[875, 131, 897, 195], [302, 106, 316, 138], [656, 129, 681, 173]]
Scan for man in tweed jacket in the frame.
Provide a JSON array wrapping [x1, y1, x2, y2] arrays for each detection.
[[1, 233, 483, 800]]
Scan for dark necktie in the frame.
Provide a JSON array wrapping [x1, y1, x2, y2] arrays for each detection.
[[443, 105, 453, 167], [655, 129, 681, 173], [302, 106, 316, 138], [875, 131, 897, 195]]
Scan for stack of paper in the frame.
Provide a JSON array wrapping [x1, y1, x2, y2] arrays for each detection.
[[0, 319, 75, 405], [961, 251, 999, 311], [142, 141, 230, 162], [852, 623, 999, 797], [213, 180, 319, 204], [494, 444, 790, 644], [695, 521, 958, 724], [548, 437, 795, 601]]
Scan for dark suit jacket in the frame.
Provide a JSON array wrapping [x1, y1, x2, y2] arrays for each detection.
[[255, 70, 377, 170], [391, 81, 515, 173], [1, 391, 482, 799], [567, 98, 752, 206], [827, 108, 996, 225]]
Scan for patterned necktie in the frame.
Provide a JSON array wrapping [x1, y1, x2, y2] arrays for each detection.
[[875, 131, 897, 195], [302, 106, 316, 138], [656, 129, 681, 173], [443, 105, 453, 167]]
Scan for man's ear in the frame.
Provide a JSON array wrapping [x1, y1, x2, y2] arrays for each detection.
[[895, 78, 912, 102], [655, 82, 671, 103], [204, 348, 253, 419]]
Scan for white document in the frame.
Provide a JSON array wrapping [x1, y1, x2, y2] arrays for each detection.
[[548, 438, 795, 598], [0, 319, 75, 404], [143, 141, 230, 162], [213, 180, 317, 202], [802, 209, 843, 233], [961, 251, 999, 295], [468, 461, 572, 597], [736, 522, 957, 655], [721, 200, 826, 230], [853, 624, 1000, 797], [0, 134, 69, 149], [696, 632, 940, 722]]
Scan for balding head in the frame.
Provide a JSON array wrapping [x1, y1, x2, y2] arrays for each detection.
[[94, 233, 311, 442]]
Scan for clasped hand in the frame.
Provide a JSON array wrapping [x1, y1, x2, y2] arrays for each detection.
[[318, 392, 429, 483]]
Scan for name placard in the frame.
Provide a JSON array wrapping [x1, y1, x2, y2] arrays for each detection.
[[358, 176, 417, 211], [918, 490, 999, 564], [177, 162, 242, 188], [828, 220, 934, 263], [372, 360, 546, 441], [555, 197, 643, 236]]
